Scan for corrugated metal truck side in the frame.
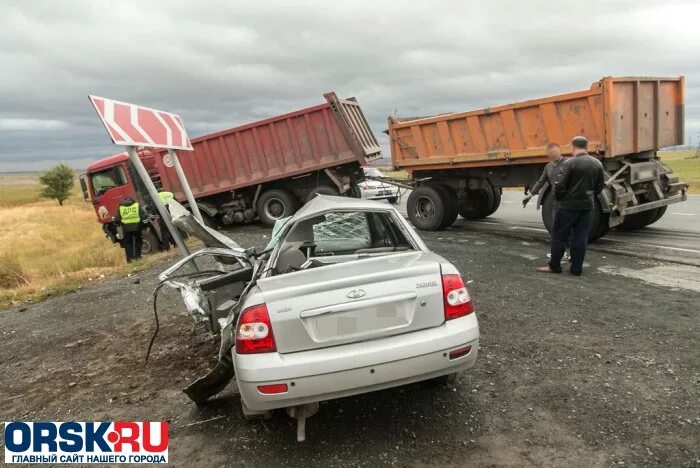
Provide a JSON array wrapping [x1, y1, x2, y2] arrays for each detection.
[[388, 76, 687, 239]]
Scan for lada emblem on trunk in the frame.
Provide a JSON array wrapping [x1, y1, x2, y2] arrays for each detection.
[[346, 288, 367, 299]]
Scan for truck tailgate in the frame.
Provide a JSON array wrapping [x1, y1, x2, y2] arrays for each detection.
[[256, 251, 445, 353]]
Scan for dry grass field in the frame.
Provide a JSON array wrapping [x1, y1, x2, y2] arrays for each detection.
[[0, 173, 171, 308], [658, 149, 700, 193]]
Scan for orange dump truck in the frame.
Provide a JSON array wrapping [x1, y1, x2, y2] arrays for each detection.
[[388, 76, 687, 239]]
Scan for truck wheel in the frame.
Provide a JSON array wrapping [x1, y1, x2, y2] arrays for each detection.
[[141, 228, 160, 255], [616, 208, 661, 230], [484, 185, 502, 217], [256, 189, 299, 227], [306, 184, 339, 202], [200, 212, 219, 229], [650, 206, 667, 224], [541, 190, 609, 242], [407, 185, 447, 231], [435, 184, 458, 229], [457, 186, 495, 220]]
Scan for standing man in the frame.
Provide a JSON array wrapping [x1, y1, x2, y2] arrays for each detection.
[[523, 143, 570, 259], [522, 142, 565, 207], [115, 196, 146, 262], [537, 136, 605, 276]]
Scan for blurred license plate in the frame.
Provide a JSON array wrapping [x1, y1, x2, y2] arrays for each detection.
[[377, 190, 391, 196]]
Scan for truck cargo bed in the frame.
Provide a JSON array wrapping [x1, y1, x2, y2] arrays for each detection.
[[152, 93, 381, 200], [389, 77, 684, 172]]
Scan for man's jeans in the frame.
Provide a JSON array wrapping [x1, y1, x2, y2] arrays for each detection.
[[549, 208, 592, 274]]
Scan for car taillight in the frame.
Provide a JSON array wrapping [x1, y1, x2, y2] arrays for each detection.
[[235, 304, 276, 354], [441, 274, 473, 320]]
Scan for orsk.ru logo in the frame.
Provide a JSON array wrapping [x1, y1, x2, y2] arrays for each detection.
[[4, 421, 168, 464]]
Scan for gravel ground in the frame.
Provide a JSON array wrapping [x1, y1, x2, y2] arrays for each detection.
[[1, 223, 698, 467]]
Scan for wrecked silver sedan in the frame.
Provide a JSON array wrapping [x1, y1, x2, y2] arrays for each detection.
[[160, 195, 479, 440]]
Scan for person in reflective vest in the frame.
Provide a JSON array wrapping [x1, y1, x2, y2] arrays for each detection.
[[157, 190, 176, 250], [158, 191, 174, 205], [114, 197, 146, 262]]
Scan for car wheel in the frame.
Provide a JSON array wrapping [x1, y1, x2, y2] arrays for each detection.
[[430, 372, 458, 385], [407, 185, 447, 231], [256, 189, 299, 227]]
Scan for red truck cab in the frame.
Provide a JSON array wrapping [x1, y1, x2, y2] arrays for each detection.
[[80, 150, 162, 253]]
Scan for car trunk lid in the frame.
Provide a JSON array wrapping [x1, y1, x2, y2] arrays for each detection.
[[256, 251, 445, 353]]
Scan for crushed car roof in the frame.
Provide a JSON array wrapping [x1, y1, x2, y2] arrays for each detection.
[[291, 194, 398, 220]]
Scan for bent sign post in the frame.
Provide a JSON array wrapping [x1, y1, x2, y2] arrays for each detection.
[[89, 95, 200, 257]]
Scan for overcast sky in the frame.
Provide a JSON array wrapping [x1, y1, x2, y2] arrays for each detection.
[[1, 0, 699, 172]]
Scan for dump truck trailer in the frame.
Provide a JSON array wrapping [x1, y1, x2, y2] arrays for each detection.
[[389, 76, 687, 239], [80, 93, 381, 252]]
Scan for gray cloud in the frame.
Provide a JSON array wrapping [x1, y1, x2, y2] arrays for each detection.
[[1, 0, 699, 171]]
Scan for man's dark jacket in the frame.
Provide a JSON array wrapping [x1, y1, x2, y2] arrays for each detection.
[[553, 153, 605, 210], [530, 157, 565, 195]]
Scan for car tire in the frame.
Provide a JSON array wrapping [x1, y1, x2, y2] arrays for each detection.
[[257, 189, 299, 227], [430, 372, 459, 385], [306, 184, 340, 203], [407, 185, 447, 231]]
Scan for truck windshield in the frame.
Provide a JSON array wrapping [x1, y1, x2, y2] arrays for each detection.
[[90, 167, 127, 196], [273, 210, 415, 274]]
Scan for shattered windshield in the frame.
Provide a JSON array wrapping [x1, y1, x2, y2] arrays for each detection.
[[273, 210, 414, 274]]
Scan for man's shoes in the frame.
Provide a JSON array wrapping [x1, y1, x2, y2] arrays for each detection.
[[569, 269, 582, 276], [537, 266, 561, 273]]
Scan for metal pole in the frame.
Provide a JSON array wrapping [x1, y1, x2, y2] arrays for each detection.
[[168, 149, 203, 223], [126, 146, 189, 257]]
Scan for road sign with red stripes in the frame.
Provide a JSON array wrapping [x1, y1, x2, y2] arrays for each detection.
[[89, 95, 193, 151]]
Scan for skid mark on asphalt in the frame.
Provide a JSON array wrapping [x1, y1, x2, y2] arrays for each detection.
[[598, 264, 700, 292]]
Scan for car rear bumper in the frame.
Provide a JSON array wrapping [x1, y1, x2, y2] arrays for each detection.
[[234, 314, 479, 411]]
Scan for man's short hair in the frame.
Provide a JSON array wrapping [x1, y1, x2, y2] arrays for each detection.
[[546, 142, 560, 150], [572, 136, 588, 149]]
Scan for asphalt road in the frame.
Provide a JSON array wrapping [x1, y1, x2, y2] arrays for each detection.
[[393, 192, 700, 266]]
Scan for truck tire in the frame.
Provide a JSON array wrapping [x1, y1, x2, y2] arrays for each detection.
[[651, 206, 667, 224], [541, 190, 609, 242], [141, 228, 160, 255], [616, 208, 662, 230], [200, 212, 219, 229], [256, 189, 299, 227], [306, 184, 340, 202], [435, 184, 458, 229], [484, 184, 502, 217], [407, 185, 448, 231], [457, 186, 495, 220]]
